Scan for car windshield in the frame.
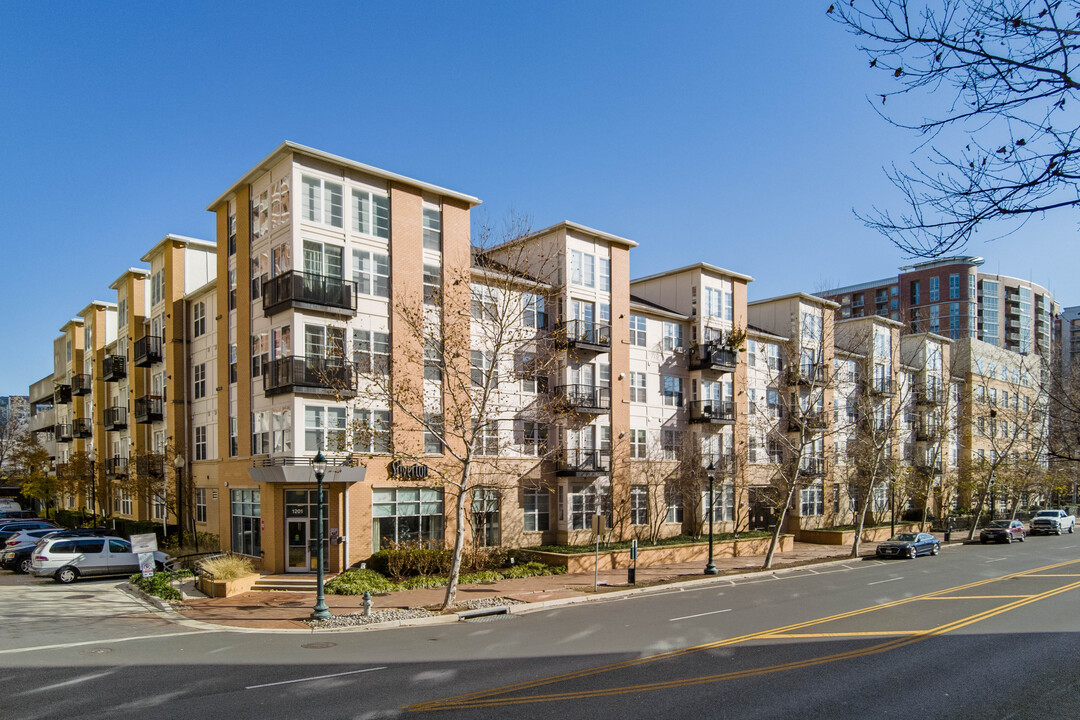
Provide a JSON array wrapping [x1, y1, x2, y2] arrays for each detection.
[[1035, 511, 1059, 517], [892, 533, 918, 541], [989, 521, 1011, 528]]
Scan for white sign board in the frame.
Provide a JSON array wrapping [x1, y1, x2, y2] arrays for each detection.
[[138, 552, 155, 578], [130, 533, 158, 554]]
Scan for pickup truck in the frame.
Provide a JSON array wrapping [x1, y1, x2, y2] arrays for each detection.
[[1029, 509, 1076, 536]]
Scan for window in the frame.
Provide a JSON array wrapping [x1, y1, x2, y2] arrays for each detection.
[[301, 175, 344, 228], [477, 422, 499, 456], [351, 188, 390, 238], [150, 269, 164, 306], [422, 204, 442, 251], [599, 257, 611, 292], [471, 289, 498, 322], [252, 333, 269, 377], [929, 276, 940, 302], [193, 488, 207, 524], [949, 273, 960, 299], [704, 287, 726, 319], [120, 489, 132, 516], [568, 483, 609, 530], [631, 486, 648, 526], [192, 302, 206, 337], [519, 355, 547, 394], [272, 409, 292, 453], [703, 484, 735, 522], [194, 426, 207, 460], [662, 429, 681, 460], [662, 376, 683, 406], [252, 411, 269, 455], [192, 363, 206, 400], [523, 488, 550, 532], [665, 488, 684, 523], [910, 281, 920, 305], [663, 322, 683, 352], [630, 315, 647, 346], [523, 293, 546, 329], [354, 409, 391, 454], [423, 264, 441, 306], [630, 429, 647, 458], [424, 413, 443, 454], [305, 405, 347, 452], [570, 250, 595, 288], [372, 487, 444, 551], [800, 484, 824, 516], [630, 372, 647, 403], [470, 350, 496, 387], [767, 389, 782, 419], [228, 416, 238, 457], [353, 329, 390, 374], [929, 305, 940, 333], [747, 339, 757, 366], [424, 338, 443, 382], [352, 249, 390, 298], [470, 488, 501, 547], [227, 267, 237, 311], [519, 421, 548, 456]]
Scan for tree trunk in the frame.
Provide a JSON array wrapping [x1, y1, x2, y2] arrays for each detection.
[[441, 461, 472, 611], [967, 473, 995, 541], [763, 484, 797, 569], [850, 490, 874, 558]]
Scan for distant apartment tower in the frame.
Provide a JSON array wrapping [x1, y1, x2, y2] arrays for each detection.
[[1057, 306, 1080, 377], [819, 256, 1058, 357]]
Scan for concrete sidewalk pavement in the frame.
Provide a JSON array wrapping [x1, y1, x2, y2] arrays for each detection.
[[171, 537, 931, 631]]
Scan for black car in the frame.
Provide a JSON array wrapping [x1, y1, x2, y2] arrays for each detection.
[[876, 532, 941, 559]]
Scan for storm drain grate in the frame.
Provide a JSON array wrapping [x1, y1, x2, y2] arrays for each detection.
[[461, 614, 517, 623]]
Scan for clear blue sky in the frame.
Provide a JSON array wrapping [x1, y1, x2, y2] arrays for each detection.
[[1, 1, 1076, 395]]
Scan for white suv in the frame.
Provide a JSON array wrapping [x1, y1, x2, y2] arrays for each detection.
[[29, 536, 169, 583]]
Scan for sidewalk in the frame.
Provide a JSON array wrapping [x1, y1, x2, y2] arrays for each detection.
[[171, 537, 948, 631]]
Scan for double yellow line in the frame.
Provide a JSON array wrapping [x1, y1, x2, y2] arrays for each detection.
[[408, 558, 1080, 711]]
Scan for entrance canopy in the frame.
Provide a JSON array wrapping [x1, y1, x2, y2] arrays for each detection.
[[248, 463, 366, 485]]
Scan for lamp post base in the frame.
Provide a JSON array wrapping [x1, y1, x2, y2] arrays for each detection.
[[310, 602, 331, 621], [704, 562, 718, 575]]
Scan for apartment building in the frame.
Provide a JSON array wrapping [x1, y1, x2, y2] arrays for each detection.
[[24, 142, 1064, 576], [1058, 305, 1080, 377], [818, 257, 1059, 356]]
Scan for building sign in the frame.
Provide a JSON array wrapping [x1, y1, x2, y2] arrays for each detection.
[[388, 460, 430, 479], [286, 504, 307, 517], [130, 533, 158, 554]]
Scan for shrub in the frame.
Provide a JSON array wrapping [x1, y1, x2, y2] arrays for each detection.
[[324, 561, 565, 595], [197, 554, 254, 581], [324, 568, 396, 595], [129, 569, 193, 602]]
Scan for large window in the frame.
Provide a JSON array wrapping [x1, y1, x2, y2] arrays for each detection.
[[630, 372, 647, 403], [192, 302, 206, 337], [702, 484, 735, 522], [523, 488, 550, 532], [663, 321, 683, 352], [570, 250, 595, 288], [929, 276, 940, 302], [352, 409, 390, 454], [372, 487, 444, 551], [194, 426, 207, 460], [519, 421, 548, 456], [230, 489, 261, 557], [423, 264, 441, 306], [252, 412, 269, 455], [351, 188, 390, 238], [353, 329, 390, 374], [631, 486, 648, 526], [568, 483, 609, 530], [599, 257, 611, 292], [352, 249, 390, 298], [630, 314, 647, 346], [471, 488, 500, 547], [192, 363, 206, 400], [949, 273, 960, 299], [302, 175, 344, 228], [423, 204, 442, 251], [195, 488, 207, 524], [800, 484, 824, 516], [305, 405, 347, 452], [303, 240, 344, 279], [662, 376, 683, 407]]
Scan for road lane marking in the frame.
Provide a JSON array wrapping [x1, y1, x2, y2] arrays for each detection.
[[1024, 573, 1080, 577], [867, 577, 903, 586], [668, 609, 731, 622], [18, 671, 115, 695], [0, 630, 213, 655], [246, 666, 387, 690], [986, 558, 1008, 562], [409, 557, 1080, 712], [759, 631, 919, 638], [926, 595, 1032, 599]]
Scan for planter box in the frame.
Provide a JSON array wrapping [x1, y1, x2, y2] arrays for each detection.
[[197, 573, 260, 598], [522, 535, 794, 574], [798, 524, 920, 545]]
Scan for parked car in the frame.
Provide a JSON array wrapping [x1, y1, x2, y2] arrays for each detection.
[[0, 529, 64, 573], [876, 532, 940, 559], [0, 510, 41, 521], [3, 527, 63, 551], [29, 536, 170, 583], [1029, 509, 1076, 536], [980, 520, 1026, 544], [0, 520, 58, 544]]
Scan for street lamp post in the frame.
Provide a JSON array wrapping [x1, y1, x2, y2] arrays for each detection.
[[704, 462, 717, 575], [173, 455, 186, 549], [86, 451, 97, 526], [310, 451, 331, 621]]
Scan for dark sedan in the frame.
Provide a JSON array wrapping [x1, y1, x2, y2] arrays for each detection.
[[875, 532, 940, 559], [980, 520, 1026, 544]]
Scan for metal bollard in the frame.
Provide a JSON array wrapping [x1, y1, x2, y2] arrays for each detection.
[[362, 591, 373, 618], [628, 539, 637, 585]]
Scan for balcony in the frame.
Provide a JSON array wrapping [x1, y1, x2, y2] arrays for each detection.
[[133, 335, 163, 367], [262, 270, 356, 318], [71, 373, 92, 396], [688, 400, 736, 425], [915, 422, 942, 442], [136, 453, 165, 479], [102, 355, 126, 381], [264, 356, 356, 398], [103, 406, 127, 431], [54, 462, 69, 479], [800, 457, 827, 476], [53, 383, 72, 405], [916, 459, 944, 476], [788, 363, 827, 386], [866, 377, 895, 396], [72, 418, 93, 439], [552, 385, 611, 413], [789, 410, 828, 431], [556, 449, 611, 477], [554, 320, 611, 353], [106, 456, 128, 477], [134, 395, 164, 424], [701, 452, 736, 473], [54, 424, 73, 443], [914, 383, 945, 406], [689, 343, 737, 373]]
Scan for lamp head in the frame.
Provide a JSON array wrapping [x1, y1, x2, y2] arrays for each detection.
[[312, 450, 327, 477], [173, 455, 186, 469]]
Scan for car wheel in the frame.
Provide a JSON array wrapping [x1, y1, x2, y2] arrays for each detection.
[[55, 567, 78, 584], [1006, 535, 1012, 544], [1019, 533, 1025, 542], [1070, 525, 1074, 534], [931, 544, 940, 556], [17, 558, 31, 574], [908, 546, 918, 559]]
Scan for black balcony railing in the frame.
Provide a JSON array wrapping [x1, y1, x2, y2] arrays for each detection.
[[134, 395, 164, 424], [800, 457, 827, 476], [133, 335, 163, 367], [71, 374, 92, 396], [262, 270, 356, 317], [53, 384, 72, 405], [915, 383, 944, 406], [788, 363, 827, 385], [264, 356, 356, 398], [553, 384, 611, 413], [104, 406, 127, 431], [556, 449, 612, 476], [689, 343, 737, 372], [917, 459, 944, 475], [72, 418, 93, 439], [700, 452, 737, 473], [102, 354, 126, 381], [106, 457, 128, 476], [554, 320, 611, 351], [915, 422, 942, 442], [54, 424, 73, 442], [867, 377, 894, 396], [789, 410, 828, 430], [688, 400, 736, 424], [136, 453, 165, 478]]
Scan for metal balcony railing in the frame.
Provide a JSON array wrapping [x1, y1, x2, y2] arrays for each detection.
[[553, 385, 611, 413], [688, 400, 736, 425], [70, 373, 92, 396], [915, 383, 945, 406], [689, 343, 737, 372], [136, 453, 165, 478], [556, 449, 611, 476], [54, 424, 73, 442], [134, 395, 164, 424], [72, 418, 93, 439], [788, 363, 827, 385], [262, 270, 356, 317], [53, 384, 72, 405], [867, 377, 894, 396], [106, 457, 128, 476], [104, 406, 127, 431], [789, 410, 828, 430], [554, 320, 611, 351], [800, 457, 827, 476], [133, 335, 163, 367], [264, 356, 356, 398], [102, 355, 126, 381]]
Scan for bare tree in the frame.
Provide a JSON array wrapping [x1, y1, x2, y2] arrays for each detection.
[[830, 1, 1080, 257]]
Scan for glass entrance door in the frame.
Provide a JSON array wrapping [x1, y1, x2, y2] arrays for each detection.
[[284, 488, 328, 573], [286, 520, 307, 572]]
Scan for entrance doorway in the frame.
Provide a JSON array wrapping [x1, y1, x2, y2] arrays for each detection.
[[748, 488, 778, 531], [284, 488, 328, 573]]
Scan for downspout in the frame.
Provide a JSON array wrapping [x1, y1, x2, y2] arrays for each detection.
[[343, 482, 350, 569], [180, 291, 191, 546]]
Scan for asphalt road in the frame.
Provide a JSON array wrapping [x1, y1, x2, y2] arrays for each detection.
[[3, 536, 1080, 719]]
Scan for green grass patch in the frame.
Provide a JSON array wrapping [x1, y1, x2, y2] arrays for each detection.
[[526, 531, 773, 555], [129, 569, 193, 602], [325, 561, 564, 596]]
